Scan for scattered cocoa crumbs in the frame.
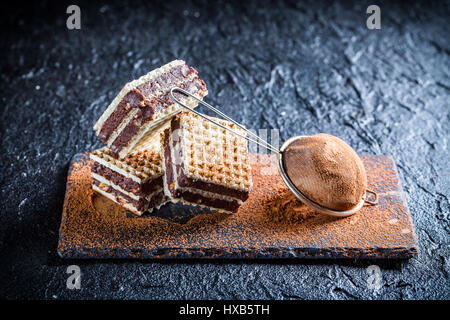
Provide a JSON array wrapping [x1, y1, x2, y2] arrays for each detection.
[[57, 153, 418, 259], [264, 188, 318, 224]]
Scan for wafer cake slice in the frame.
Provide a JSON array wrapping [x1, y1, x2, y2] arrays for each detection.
[[90, 124, 169, 215], [93, 60, 208, 159], [162, 112, 252, 213]]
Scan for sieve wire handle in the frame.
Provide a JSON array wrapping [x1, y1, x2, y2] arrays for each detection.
[[170, 87, 280, 154], [364, 189, 378, 205]]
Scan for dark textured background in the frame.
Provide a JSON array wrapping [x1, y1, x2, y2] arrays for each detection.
[[0, 0, 449, 300]]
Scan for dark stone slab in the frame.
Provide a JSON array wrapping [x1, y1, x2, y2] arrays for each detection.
[[57, 153, 418, 259]]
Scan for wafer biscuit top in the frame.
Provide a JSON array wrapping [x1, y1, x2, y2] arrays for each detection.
[[90, 147, 163, 184], [94, 60, 208, 159], [175, 112, 252, 191]]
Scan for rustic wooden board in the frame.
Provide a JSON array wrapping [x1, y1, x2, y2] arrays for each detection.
[[57, 153, 418, 259]]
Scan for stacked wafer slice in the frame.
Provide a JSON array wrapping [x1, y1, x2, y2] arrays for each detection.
[[90, 59, 252, 216], [90, 124, 169, 216], [162, 112, 252, 212], [94, 60, 208, 159]]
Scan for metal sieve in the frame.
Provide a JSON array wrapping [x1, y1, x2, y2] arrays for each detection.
[[170, 87, 378, 217]]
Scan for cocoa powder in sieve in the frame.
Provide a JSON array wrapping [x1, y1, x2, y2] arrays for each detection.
[[283, 134, 367, 211]]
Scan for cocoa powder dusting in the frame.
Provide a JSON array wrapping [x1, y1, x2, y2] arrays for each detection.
[[264, 188, 318, 224]]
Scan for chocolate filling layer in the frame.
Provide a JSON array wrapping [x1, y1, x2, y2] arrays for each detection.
[[163, 127, 242, 213], [110, 78, 206, 158], [93, 178, 148, 212], [98, 90, 144, 142], [91, 161, 163, 196], [142, 176, 164, 195], [175, 189, 241, 212], [148, 190, 168, 209], [98, 64, 196, 143]]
